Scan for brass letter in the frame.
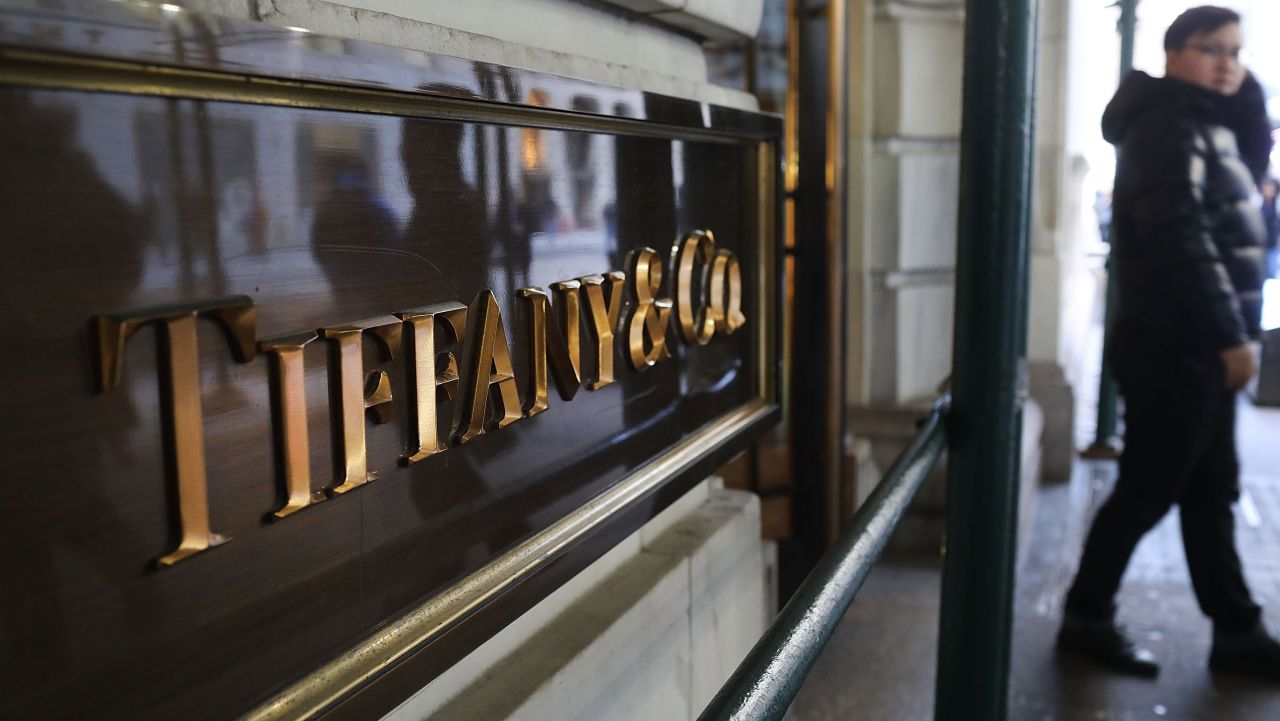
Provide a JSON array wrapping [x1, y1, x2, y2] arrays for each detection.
[[321, 317, 400, 495], [708, 248, 746, 335], [580, 271, 625, 389], [624, 248, 674, 370], [673, 230, 717, 346], [397, 302, 467, 465], [453, 291, 522, 445], [365, 372, 394, 424], [517, 281, 583, 416], [94, 296, 256, 567], [259, 332, 325, 520]]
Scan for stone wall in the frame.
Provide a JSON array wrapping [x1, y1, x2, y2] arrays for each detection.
[[848, 0, 964, 408], [384, 484, 772, 721], [844, 0, 1087, 544]]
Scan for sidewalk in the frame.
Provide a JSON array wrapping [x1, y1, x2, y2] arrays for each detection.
[[1011, 396, 1280, 721], [788, 397, 1280, 721]]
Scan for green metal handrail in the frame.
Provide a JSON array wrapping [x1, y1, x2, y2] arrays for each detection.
[[696, 395, 950, 721]]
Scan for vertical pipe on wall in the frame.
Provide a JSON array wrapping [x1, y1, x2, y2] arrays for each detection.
[[824, 0, 848, 544], [1118, 0, 1137, 77], [935, 0, 1040, 719], [782, 0, 800, 423], [790, 0, 847, 591], [1084, 0, 1138, 459]]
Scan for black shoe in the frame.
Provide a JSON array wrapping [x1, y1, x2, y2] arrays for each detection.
[[1210, 624, 1280, 681], [1057, 616, 1160, 677]]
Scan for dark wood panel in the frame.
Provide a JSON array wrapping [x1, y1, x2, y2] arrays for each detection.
[[0, 0, 778, 139], [0, 4, 781, 721]]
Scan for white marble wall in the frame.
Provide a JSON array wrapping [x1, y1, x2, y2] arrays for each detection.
[[846, 0, 1089, 516], [1029, 0, 1086, 372], [1028, 0, 1100, 478], [382, 484, 770, 721], [849, 0, 964, 406], [848, 0, 1086, 484]]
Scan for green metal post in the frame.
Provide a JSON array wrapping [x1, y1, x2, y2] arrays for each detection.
[[1118, 0, 1137, 77], [1082, 267, 1121, 458], [935, 0, 1039, 718], [1082, 0, 1138, 460]]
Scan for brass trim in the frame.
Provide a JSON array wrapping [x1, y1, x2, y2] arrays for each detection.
[[782, 0, 800, 421], [784, 0, 800, 198], [238, 399, 775, 721], [758, 141, 779, 406], [0, 48, 756, 145], [825, 0, 849, 543]]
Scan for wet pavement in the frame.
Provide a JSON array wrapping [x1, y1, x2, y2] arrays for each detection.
[[1010, 396, 1280, 721], [789, 397, 1280, 721]]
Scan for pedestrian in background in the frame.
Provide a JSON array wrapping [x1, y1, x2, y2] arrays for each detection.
[[1058, 5, 1278, 680]]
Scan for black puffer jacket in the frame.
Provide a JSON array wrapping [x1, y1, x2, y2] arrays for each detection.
[[1103, 71, 1266, 360]]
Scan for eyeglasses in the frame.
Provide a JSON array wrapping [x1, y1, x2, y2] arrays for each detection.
[[1189, 43, 1242, 61]]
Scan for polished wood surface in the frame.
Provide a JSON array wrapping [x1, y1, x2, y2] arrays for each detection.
[[0, 0, 778, 139], [0, 3, 781, 720]]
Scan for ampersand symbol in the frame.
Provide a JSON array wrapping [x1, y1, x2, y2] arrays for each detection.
[[625, 247, 674, 370]]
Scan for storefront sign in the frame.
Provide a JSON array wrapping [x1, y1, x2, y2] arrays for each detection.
[[0, 4, 779, 720], [94, 233, 746, 566]]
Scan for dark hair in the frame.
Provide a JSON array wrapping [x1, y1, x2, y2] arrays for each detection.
[[1164, 6, 1240, 51]]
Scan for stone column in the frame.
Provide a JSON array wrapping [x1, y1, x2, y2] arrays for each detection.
[[844, 0, 964, 551]]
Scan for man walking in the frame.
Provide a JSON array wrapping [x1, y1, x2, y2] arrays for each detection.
[[1058, 6, 1278, 679]]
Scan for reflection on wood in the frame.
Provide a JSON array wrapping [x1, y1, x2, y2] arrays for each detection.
[[0, 5, 781, 721]]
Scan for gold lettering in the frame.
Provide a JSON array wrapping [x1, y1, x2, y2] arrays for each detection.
[[365, 371, 394, 423], [674, 230, 717, 346], [580, 271, 625, 389], [708, 249, 746, 335], [94, 296, 255, 567], [454, 291, 522, 444], [624, 248, 674, 370], [517, 282, 583, 416], [259, 332, 325, 520], [321, 317, 400, 495], [364, 322, 400, 424], [397, 302, 467, 465]]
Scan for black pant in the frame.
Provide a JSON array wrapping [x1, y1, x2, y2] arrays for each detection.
[[1065, 350, 1262, 632]]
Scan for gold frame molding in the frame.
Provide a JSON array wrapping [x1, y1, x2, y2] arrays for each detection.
[[240, 401, 774, 721], [0, 47, 748, 145]]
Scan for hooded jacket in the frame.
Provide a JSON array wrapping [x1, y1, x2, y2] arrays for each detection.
[[1103, 71, 1266, 361]]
